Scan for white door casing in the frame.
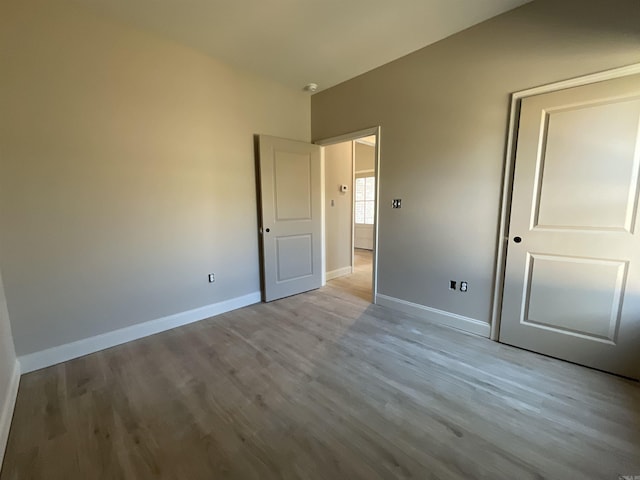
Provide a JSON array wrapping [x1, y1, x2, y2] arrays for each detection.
[[315, 126, 381, 303], [500, 73, 640, 379], [258, 135, 323, 302]]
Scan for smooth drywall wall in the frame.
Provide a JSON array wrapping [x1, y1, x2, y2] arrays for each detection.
[[0, 0, 310, 355], [312, 0, 640, 327], [324, 142, 353, 275]]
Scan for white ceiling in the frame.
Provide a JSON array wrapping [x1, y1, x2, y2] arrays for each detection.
[[69, 0, 532, 92]]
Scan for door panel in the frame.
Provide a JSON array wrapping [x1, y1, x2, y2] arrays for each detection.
[[523, 254, 626, 342], [274, 152, 313, 220], [535, 99, 640, 232], [500, 74, 640, 379], [258, 135, 322, 302], [275, 235, 313, 281]]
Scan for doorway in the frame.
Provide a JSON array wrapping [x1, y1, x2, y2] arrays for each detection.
[[317, 128, 380, 303], [255, 128, 380, 304], [494, 67, 640, 379]]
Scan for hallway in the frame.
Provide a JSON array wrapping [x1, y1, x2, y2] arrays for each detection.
[[327, 249, 373, 302]]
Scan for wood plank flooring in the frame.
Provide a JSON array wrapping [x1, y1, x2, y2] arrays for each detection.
[[327, 249, 373, 301], [2, 261, 639, 479]]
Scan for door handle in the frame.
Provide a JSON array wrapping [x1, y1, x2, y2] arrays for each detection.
[[265, 228, 270, 233], [513, 236, 522, 243]]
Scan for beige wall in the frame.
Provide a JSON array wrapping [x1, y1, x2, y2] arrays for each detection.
[[0, 0, 310, 355], [324, 142, 353, 274], [312, 0, 640, 326], [355, 143, 375, 172]]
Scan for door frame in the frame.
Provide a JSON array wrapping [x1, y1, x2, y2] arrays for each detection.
[[315, 126, 381, 303], [490, 62, 640, 341]]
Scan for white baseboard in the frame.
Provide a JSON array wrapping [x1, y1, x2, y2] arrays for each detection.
[[326, 266, 353, 281], [0, 360, 20, 469], [18, 291, 261, 374], [375, 293, 491, 337]]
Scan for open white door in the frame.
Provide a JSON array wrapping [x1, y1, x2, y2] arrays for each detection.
[[257, 135, 323, 302], [500, 73, 640, 379]]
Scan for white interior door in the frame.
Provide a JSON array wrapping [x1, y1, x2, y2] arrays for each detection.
[[500, 74, 640, 379], [258, 135, 323, 302]]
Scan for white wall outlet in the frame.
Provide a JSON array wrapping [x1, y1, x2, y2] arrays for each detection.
[[208, 273, 215, 283], [460, 281, 468, 292]]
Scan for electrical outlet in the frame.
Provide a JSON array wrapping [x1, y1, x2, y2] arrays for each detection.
[[392, 199, 402, 209], [449, 280, 457, 290], [208, 273, 215, 283], [460, 281, 468, 292]]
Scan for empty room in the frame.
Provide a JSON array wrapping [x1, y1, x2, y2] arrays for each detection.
[[1, 0, 639, 478]]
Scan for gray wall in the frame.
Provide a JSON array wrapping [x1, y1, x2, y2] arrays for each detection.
[[0, 0, 310, 355], [312, 0, 640, 326], [324, 142, 353, 274]]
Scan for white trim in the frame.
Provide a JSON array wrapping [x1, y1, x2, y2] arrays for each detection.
[[372, 128, 381, 304], [491, 62, 640, 341], [376, 293, 491, 337], [508, 63, 640, 100], [351, 140, 356, 273], [320, 146, 327, 287], [315, 127, 378, 147], [326, 266, 354, 281], [0, 360, 20, 468], [315, 126, 381, 305], [18, 292, 261, 374]]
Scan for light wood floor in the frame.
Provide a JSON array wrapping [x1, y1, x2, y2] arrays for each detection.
[[2, 258, 639, 479], [327, 249, 373, 301]]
